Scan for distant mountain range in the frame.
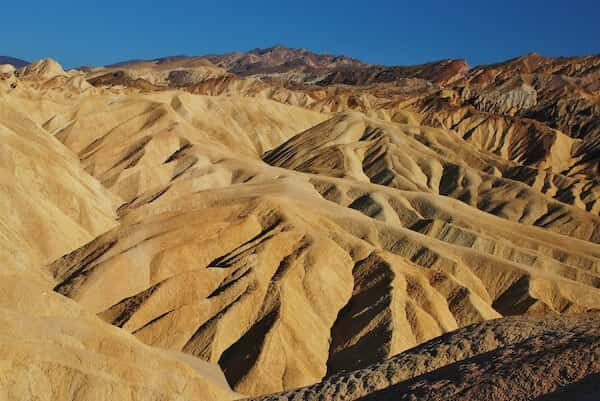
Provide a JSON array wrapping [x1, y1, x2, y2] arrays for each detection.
[[0, 56, 29, 67], [104, 46, 600, 88], [106, 45, 364, 70], [102, 45, 469, 86]]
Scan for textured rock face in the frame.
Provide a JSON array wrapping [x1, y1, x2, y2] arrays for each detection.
[[16, 58, 67, 80], [0, 275, 239, 401], [0, 78, 240, 401], [0, 98, 118, 276], [89, 57, 228, 88], [207, 45, 365, 74], [43, 79, 600, 397], [250, 314, 600, 401], [1, 53, 600, 401], [313, 59, 470, 86]]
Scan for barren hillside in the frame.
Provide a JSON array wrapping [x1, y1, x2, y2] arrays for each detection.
[[1, 50, 599, 401]]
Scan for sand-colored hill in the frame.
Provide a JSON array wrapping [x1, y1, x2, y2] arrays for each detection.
[[0, 98, 117, 277], [88, 57, 228, 87], [265, 112, 600, 235], [51, 91, 326, 202], [16, 58, 67, 80], [0, 76, 241, 400], [130, 51, 600, 182], [0, 273, 239, 401], [1, 55, 599, 400], [43, 91, 600, 396]]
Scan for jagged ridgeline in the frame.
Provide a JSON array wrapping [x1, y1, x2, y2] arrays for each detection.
[[0, 48, 599, 401]]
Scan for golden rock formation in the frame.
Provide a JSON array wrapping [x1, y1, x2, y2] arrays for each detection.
[[1, 53, 599, 400]]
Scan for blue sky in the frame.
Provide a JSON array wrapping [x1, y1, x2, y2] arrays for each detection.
[[2, 0, 599, 68]]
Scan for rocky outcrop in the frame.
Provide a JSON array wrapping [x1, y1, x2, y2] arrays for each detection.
[[250, 314, 600, 401], [16, 58, 67, 80]]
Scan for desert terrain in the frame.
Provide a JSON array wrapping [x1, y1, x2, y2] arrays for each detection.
[[0, 46, 599, 400]]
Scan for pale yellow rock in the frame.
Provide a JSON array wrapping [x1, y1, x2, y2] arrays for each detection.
[[0, 274, 240, 401], [17, 58, 67, 80], [0, 98, 118, 277], [0, 64, 15, 74]]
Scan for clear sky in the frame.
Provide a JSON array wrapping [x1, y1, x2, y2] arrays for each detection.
[[2, 0, 599, 68]]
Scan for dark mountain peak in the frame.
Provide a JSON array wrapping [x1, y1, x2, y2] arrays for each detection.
[[253, 44, 292, 53], [0, 56, 29, 68], [206, 45, 366, 76], [155, 55, 190, 65], [105, 54, 191, 68], [247, 44, 361, 62]]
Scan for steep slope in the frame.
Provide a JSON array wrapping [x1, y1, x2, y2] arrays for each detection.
[[0, 274, 239, 401], [17, 58, 67, 80], [0, 98, 118, 277], [0, 79, 241, 401], [117, 52, 598, 209], [91, 51, 600, 180], [127, 51, 600, 187], [250, 313, 600, 401], [265, 113, 600, 239], [45, 102, 600, 396], [454, 54, 600, 164], [51, 91, 326, 202]]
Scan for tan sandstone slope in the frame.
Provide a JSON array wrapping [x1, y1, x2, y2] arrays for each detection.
[[0, 68, 240, 401]]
